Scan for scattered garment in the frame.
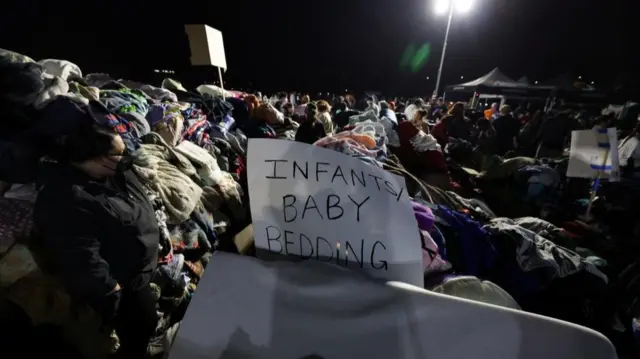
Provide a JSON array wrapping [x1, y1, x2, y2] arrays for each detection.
[[134, 134, 203, 224], [484, 218, 608, 285], [38, 59, 82, 81], [175, 140, 223, 186]]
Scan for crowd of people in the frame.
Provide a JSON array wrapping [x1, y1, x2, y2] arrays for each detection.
[[1, 47, 640, 359]]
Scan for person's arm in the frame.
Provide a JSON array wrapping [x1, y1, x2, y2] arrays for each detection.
[[34, 197, 120, 312]]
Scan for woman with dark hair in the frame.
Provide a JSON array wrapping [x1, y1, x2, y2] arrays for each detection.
[[34, 122, 159, 359], [294, 103, 326, 144], [432, 102, 472, 147]]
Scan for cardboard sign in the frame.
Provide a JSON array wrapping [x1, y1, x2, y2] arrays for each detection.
[[169, 253, 617, 359], [246, 139, 423, 287], [184, 25, 227, 69], [567, 128, 620, 181]]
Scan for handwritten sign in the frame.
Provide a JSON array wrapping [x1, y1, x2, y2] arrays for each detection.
[[246, 139, 423, 287], [567, 128, 620, 181]]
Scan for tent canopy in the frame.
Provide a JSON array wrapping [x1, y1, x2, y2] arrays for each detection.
[[445, 68, 545, 97], [450, 68, 525, 89], [517, 76, 531, 85]]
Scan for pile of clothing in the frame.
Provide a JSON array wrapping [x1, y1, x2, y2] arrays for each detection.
[[1, 48, 638, 358], [0, 50, 251, 358], [309, 106, 639, 357]]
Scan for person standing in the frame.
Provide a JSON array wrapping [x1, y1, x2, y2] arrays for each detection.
[[295, 103, 326, 144], [294, 95, 311, 117], [432, 102, 473, 147], [316, 100, 334, 134], [492, 105, 521, 155], [34, 123, 159, 358]]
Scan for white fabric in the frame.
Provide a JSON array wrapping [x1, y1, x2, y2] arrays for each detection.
[[170, 253, 616, 359], [175, 140, 223, 186], [316, 112, 333, 134], [33, 73, 70, 109], [38, 59, 82, 80], [618, 136, 640, 168], [162, 78, 187, 92], [133, 142, 203, 225], [404, 104, 418, 121], [196, 84, 234, 98], [348, 110, 400, 147], [410, 132, 441, 152]]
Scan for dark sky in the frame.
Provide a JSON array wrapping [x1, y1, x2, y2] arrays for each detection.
[[0, 0, 635, 95]]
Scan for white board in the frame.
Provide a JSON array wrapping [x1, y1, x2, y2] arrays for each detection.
[[567, 128, 620, 181], [246, 139, 423, 287], [184, 25, 227, 69], [169, 252, 617, 359]]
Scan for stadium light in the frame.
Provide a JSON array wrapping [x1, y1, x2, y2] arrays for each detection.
[[434, 0, 451, 15], [456, 0, 475, 13], [432, 0, 476, 98]]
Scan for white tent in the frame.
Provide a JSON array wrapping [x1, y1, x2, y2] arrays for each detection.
[[450, 67, 526, 89], [518, 76, 531, 85]]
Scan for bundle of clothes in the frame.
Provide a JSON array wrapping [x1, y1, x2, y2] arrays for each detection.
[[0, 47, 639, 359], [295, 98, 640, 358], [0, 49, 253, 358]]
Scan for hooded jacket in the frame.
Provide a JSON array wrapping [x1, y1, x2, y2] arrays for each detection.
[[34, 164, 159, 308]]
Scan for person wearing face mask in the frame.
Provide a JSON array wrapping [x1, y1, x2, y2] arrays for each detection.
[[33, 122, 159, 359]]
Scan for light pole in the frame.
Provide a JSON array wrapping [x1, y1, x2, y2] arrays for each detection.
[[432, 0, 474, 99]]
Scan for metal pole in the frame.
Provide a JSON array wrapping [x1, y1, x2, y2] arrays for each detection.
[[433, 3, 454, 98], [218, 67, 225, 93]]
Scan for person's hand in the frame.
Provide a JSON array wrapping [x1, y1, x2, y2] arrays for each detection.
[[107, 283, 121, 295], [99, 284, 122, 331]]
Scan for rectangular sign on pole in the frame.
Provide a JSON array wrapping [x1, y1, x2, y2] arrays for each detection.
[[567, 128, 620, 181], [184, 24, 227, 69], [246, 139, 424, 287]]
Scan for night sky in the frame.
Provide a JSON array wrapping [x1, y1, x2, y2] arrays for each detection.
[[0, 0, 635, 95]]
